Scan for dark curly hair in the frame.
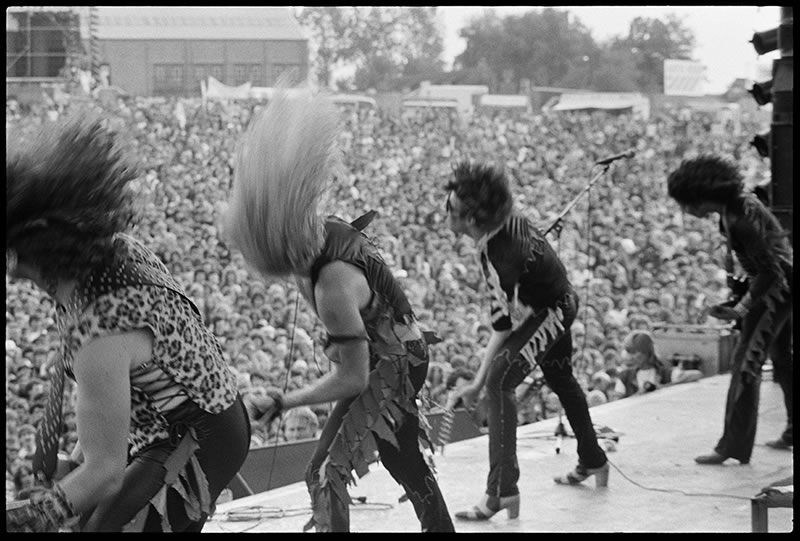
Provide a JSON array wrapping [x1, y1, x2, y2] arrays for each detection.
[[667, 154, 745, 205], [6, 109, 140, 283], [445, 161, 513, 233]]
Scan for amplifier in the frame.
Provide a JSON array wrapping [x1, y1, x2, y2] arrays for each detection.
[[651, 324, 740, 377]]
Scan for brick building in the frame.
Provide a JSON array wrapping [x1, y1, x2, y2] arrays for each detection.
[[94, 7, 308, 96], [6, 7, 308, 97]]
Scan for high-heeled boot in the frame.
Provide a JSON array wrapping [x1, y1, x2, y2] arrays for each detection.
[[553, 461, 610, 487], [454, 493, 520, 521]]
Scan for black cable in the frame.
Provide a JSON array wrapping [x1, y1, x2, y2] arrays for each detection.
[[265, 290, 301, 491], [605, 458, 752, 501], [424, 397, 751, 501]]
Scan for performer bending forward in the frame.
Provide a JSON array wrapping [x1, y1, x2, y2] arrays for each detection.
[[668, 154, 793, 463], [445, 161, 608, 521], [6, 112, 249, 532], [223, 87, 454, 532]]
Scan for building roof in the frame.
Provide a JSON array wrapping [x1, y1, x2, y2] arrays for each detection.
[[95, 7, 306, 41]]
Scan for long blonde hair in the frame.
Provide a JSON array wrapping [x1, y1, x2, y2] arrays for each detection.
[[223, 86, 342, 278]]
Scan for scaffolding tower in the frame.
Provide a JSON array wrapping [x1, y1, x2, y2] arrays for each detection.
[[6, 6, 91, 81]]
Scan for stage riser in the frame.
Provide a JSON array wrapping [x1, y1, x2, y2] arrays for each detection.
[[229, 409, 482, 499]]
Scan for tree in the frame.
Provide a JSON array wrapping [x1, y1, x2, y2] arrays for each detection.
[[297, 7, 445, 91], [354, 7, 445, 91], [588, 49, 641, 92], [455, 8, 598, 92], [296, 7, 361, 89], [454, 8, 696, 94], [609, 14, 696, 93]]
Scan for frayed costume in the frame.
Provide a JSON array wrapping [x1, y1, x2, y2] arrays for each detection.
[[478, 214, 607, 498], [6, 111, 249, 532], [714, 193, 793, 461], [223, 86, 454, 532], [35, 235, 248, 532], [303, 217, 454, 532]]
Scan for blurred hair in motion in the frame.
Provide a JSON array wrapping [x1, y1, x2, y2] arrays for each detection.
[[222, 84, 343, 278]]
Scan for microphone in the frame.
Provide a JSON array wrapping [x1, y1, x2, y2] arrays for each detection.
[[595, 149, 636, 166]]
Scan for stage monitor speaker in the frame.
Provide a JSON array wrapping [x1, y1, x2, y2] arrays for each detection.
[[651, 324, 739, 377]]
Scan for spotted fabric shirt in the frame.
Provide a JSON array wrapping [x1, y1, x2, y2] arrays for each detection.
[[57, 234, 238, 456]]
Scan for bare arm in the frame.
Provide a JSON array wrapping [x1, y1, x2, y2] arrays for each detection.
[[446, 328, 510, 410], [281, 261, 372, 410], [57, 331, 150, 514]]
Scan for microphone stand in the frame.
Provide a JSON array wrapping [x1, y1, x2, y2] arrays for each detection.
[[544, 161, 610, 455], [544, 164, 610, 238], [554, 409, 568, 454]]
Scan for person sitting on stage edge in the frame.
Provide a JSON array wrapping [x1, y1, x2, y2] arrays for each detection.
[[223, 86, 454, 533], [667, 154, 793, 464], [6, 111, 250, 532], [619, 330, 691, 397], [444, 161, 609, 522]]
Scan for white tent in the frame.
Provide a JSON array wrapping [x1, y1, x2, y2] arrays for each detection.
[[546, 92, 650, 119], [331, 93, 376, 108], [404, 82, 488, 114], [402, 99, 458, 109]]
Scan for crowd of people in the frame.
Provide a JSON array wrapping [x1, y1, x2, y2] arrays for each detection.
[[6, 90, 771, 504]]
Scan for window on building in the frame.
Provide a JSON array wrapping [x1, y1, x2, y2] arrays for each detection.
[[232, 64, 263, 86], [248, 64, 263, 86], [232, 64, 247, 86], [191, 64, 223, 95], [272, 64, 300, 85], [209, 64, 224, 82], [194, 65, 208, 87], [153, 63, 184, 96]]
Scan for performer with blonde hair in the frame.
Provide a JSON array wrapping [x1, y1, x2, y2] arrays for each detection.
[[6, 111, 249, 532], [224, 87, 454, 532]]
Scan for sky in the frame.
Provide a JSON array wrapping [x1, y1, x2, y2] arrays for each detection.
[[436, 5, 783, 94]]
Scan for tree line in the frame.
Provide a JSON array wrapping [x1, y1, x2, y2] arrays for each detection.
[[295, 7, 696, 94]]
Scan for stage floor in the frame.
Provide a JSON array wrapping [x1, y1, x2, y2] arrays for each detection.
[[204, 373, 793, 533]]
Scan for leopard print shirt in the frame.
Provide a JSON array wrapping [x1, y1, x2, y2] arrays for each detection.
[[57, 234, 238, 456]]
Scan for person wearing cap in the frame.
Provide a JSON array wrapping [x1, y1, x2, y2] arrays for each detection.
[[223, 86, 454, 533], [444, 161, 609, 522], [6, 111, 249, 532], [667, 154, 793, 463]]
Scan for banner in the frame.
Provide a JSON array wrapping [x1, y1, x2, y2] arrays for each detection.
[[205, 76, 252, 101], [663, 59, 707, 96]]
